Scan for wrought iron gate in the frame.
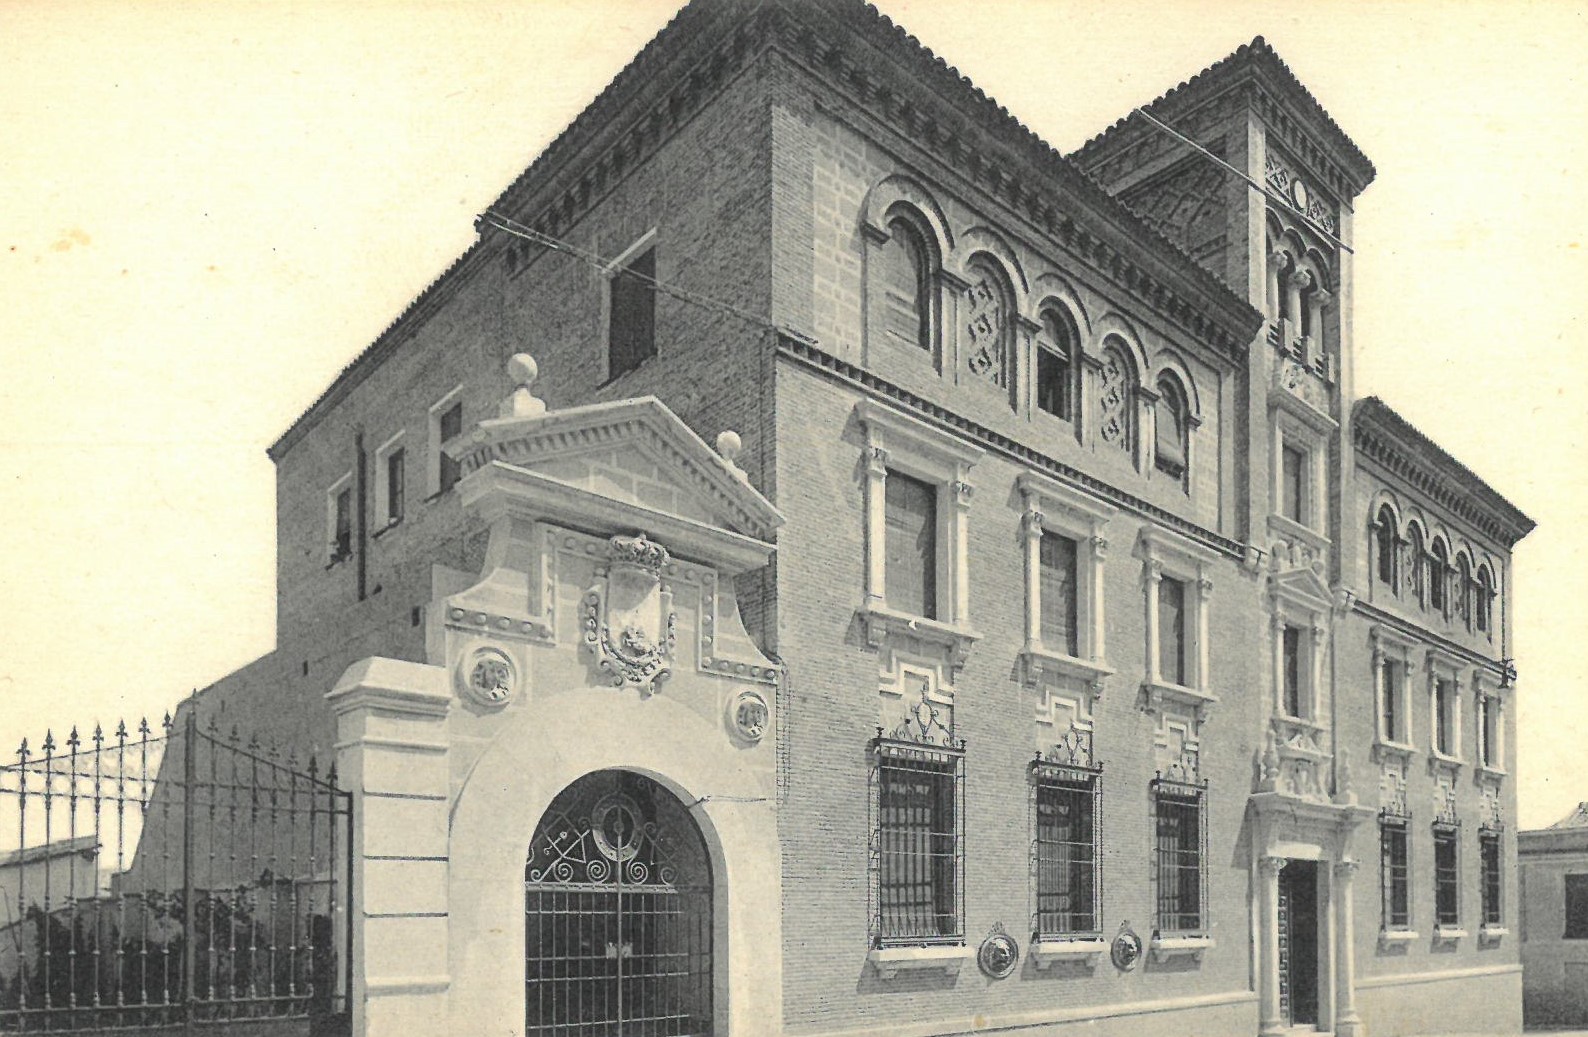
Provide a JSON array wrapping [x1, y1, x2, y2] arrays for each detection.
[[0, 707, 350, 1033], [524, 770, 711, 1037]]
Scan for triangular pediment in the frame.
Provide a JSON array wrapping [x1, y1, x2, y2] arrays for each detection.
[[1269, 564, 1334, 612], [450, 395, 782, 542]]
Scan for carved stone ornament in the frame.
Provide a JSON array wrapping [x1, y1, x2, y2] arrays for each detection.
[[728, 688, 770, 743], [1110, 922, 1144, 972], [585, 533, 677, 692], [460, 646, 517, 708], [977, 924, 1020, 979]]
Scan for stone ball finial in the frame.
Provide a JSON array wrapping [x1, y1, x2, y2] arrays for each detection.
[[716, 430, 742, 463], [500, 353, 547, 420]]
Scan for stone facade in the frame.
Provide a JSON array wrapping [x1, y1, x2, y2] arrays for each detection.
[[182, 3, 1535, 1035]]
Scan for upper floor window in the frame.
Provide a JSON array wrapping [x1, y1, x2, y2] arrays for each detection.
[[1154, 376, 1189, 482], [374, 431, 405, 531], [1137, 527, 1216, 707], [608, 243, 656, 380], [1565, 874, 1588, 939], [1281, 444, 1305, 524], [1374, 504, 1398, 590], [1098, 339, 1136, 458], [1017, 473, 1114, 683], [1158, 576, 1187, 687], [327, 475, 353, 565], [1380, 817, 1410, 931], [1039, 532, 1079, 658], [1456, 554, 1473, 630], [1033, 760, 1102, 939], [436, 400, 463, 495], [1036, 308, 1076, 421], [884, 470, 937, 621], [1476, 566, 1494, 635], [1479, 690, 1503, 771], [1433, 677, 1456, 757], [1379, 656, 1408, 745], [1430, 539, 1449, 614], [1407, 525, 1427, 606], [1152, 778, 1207, 934], [880, 217, 931, 352], [1282, 625, 1304, 718]]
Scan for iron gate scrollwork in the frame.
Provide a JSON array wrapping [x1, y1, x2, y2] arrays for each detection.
[[0, 707, 351, 1034], [524, 770, 712, 1037]]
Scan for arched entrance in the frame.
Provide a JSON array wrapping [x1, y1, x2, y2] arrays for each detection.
[[524, 769, 713, 1037]]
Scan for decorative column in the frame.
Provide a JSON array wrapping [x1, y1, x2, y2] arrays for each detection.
[[951, 473, 974, 626], [1310, 287, 1334, 373], [1196, 576, 1214, 693], [1267, 248, 1290, 322], [1334, 858, 1364, 1037], [1089, 533, 1109, 662], [1284, 271, 1308, 352], [1258, 855, 1289, 1036], [1143, 560, 1164, 685], [1022, 503, 1044, 647], [328, 658, 453, 1037], [1310, 619, 1328, 720], [864, 446, 889, 609]]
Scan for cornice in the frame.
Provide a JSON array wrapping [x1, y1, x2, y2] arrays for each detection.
[[1352, 397, 1534, 548], [1351, 599, 1511, 681], [1071, 36, 1375, 202], [774, 330, 1245, 560]]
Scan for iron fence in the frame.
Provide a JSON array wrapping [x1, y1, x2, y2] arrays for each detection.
[[0, 707, 350, 1033]]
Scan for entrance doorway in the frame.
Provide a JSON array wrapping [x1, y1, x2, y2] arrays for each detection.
[[1278, 859, 1319, 1028], [524, 769, 713, 1037]]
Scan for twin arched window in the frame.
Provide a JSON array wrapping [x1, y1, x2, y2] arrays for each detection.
[[1406, 525, 1426, 604], [1374, 505, 1398, 588], [1154, 376, 1189, 480], [879, 215, 932, 352]]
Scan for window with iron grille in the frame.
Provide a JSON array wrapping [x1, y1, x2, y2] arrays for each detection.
[[1152, 778, 1207, 934], [1480, 831, 1502, 926], [872, 739, 963, 946], [1433, 824, 1460, 927], [1032, 760, 1101, 939], [1380, 816, 1410, 930]]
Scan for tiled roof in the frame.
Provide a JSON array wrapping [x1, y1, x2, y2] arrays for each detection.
[[1550, 803, 1588, 830], [1072, 36, 1376, 196]]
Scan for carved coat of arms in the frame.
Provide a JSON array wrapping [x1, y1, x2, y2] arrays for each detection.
[[585, 533, 677, 692]]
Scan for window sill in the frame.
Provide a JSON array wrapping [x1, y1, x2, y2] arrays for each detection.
[[1428, 752, 1465, 776], [1379, 929, 1420, 946], [859, 603, 980, 670], [324, 552, 352, 571], [1433, 926, 1468, 944], [1030, 937, 1107, 968], [1019, 645, 1112, 692], [1141, 679, 1218, 721], [1476, 763, 1507, 781], [868, 943, 969, 980], [370, 518, 403, 540], [1371, 740, 1417, 765], [1267, 512, 1331, 552], [1479, 925, 1509, 944], [1149, 934, 1214, 963]]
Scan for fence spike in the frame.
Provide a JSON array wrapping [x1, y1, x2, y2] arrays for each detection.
[[18, 737, 29, 763], [160, 712, 172, 734], [229, 723, 240, 744], [138, 717, 151, 738], [116, 719, 128, 742], [308, 754, 319, 780], [327, 760, 338, 786], [92, 723, 104, 748], [42, 729, 55, 754], [67, 726, 80, 751], [247, 732, 261, 751]]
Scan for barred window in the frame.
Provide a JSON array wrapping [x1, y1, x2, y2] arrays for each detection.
[[1480, 832, 1502, 927], [1152, 779, 1206, 934], [874, 742, 963, 945], [1381, 817, 1410, 930], [884, 470, 938, 620], [1033, 762, 1100, 939], [1039, 531, 1079, 657], [1434, 824, 1460, 928]]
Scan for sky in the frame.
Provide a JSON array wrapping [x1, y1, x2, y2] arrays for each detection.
[[1, 0, 1585, 829]]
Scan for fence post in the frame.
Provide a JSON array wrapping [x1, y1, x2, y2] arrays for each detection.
[[182, 703, 198, 1034]]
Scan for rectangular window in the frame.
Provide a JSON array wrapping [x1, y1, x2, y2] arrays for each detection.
[[1435, 678, 1453, 755], [384, 447, 405, 525], [1380, 659, 1401, 743], [884, 471, 937, 620], [1282, 443, 1305, 523], [1480, 832, 1502, 927], [608, 247, 656, 379], [1034, 767, 1099, 938], [1039, 531, 1079, 657], [1480, 696, 1499, 768], [1282, 624, 1303, 718], [1036, 344, 1072, 420], [1158, 576, 1187, 687], [1566, 874, 1588, 939], [331, 486, 352, 562], [437, 400, 463, 494], [1381, 819, 1410, 930], [1433, 825, 1459, 928], [876, 744, 962, 945], [1153, 781, 1205, 933]]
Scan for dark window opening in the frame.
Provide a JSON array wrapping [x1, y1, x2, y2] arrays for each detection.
[[1565, 874, 1588, 939], [438, 401, 463, 494], [1375, 506, 1398, 589], [1435, 679, 1453, 755], [1036, 310, 1074, 420], [385, 447, 405, 525], [608, 246, 657, 379], [881, 218, 931, 352], [1154, 783, 1205, 933], [1381, 659, 1400, 742], [1434, 826, 1459, 928], [331, 486, 352, 562], [1282, 625, 1303, 718], [1035, 772, 1099, 937], [1381, 819, 1410, 930], [1159, 575, 1187, 687], [1039, 531, 1079, 657], [876, 745, 961, 944], [1154, 380, 1188, 480], [884, 471, 937, 620], [1430, 541, 1449, 613], [1481, 833, 1502, 926], [1282, 443, 1305, 523]]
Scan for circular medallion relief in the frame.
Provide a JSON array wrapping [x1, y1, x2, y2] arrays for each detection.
[[1290, 178, 1310, 212], [977, 931, 1020, 979], [728, 689, 770, 743], [460, 646, 517, 708], [1111, 925, 1144, 971], [590, 793, 645, 862]]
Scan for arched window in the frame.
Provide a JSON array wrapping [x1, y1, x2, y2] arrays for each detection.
[[1154, 376, 1189, 481], [1097, 339, 1136, 456], [1406, 525, 1426, 605], [1430, 539, 1449, 614], [964, 255, 1014, 396], [1374, 505, 1398, 590], [1457, 554, 1473, 629], [879, 215, 931, 351], [1476, 566, 1494, 635], [1036, 307, 1076, 421]]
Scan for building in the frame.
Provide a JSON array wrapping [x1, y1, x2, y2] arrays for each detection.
[[176, 1, 1536, 1035], [1520, 803, 1588, 1027]]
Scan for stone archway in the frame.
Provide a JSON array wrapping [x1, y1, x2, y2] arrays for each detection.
[[524, 769, 713, 1037]]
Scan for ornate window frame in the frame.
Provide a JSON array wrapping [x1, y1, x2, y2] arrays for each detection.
[[1015, 472, 1114, 693], [1431, 820, 1465, 942], [1135, 526, 1218, 718], [856, 400, 983, 669], [1149, 774, 1213, 957], [1378, 812, 1416, 941], [1028, 748, 1106, 966], [1475, 675, 1507, 777], [1425, 649, 1465, 774], [1370, 625, 1419, 762], [1478, 828, 1506, 941]]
